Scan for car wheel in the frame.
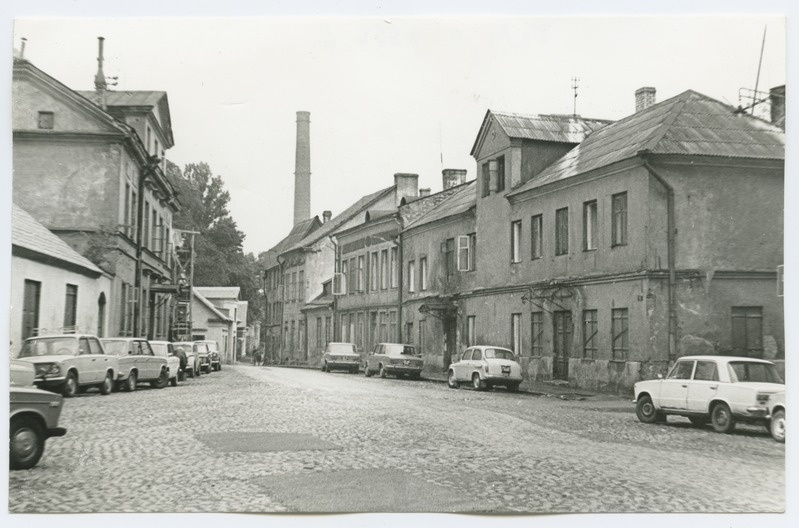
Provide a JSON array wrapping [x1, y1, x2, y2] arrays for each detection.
[[170, 375, 178, 387], [635, 395, 660, 424], [10, 416, 45, 470], [770, 409, 785, 443], [218, 364, 222, 371], [472, 373, 484, 391], [152, 369, 169, 389], [507, 383, 520, 393], [688, 416, 708, 426], [125, 371, 137, 392], [322, 361, 328, 373], [100, 372, 114, 395], [62, 372, 78, 398], [447, 370, 459, 389], [364, 364, 372, 377], [379, 364, 387, 378], [711, 402, 736, 434]]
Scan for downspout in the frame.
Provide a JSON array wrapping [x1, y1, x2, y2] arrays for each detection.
[[396, 214, 403, 343], [133, 158, 153, 336], [639, 151, 677, 363], [330, 236, 340, 342], [276, 254, 285, 363]]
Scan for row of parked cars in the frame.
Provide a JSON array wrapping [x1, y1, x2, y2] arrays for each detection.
[[9, 333, 222, 470]]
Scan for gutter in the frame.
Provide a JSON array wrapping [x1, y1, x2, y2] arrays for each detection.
[[638, 151, 677, 363]]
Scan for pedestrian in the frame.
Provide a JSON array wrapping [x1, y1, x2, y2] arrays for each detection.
[[174, 345, 188, 381], [255, 351, 262, 366]]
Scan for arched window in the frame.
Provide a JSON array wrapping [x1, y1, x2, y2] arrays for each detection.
[[97, 292, 106, 337]]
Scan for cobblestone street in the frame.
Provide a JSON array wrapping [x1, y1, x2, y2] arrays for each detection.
[[9, 365, 785, 514]]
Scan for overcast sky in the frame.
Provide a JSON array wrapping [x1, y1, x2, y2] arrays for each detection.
[[9, 15, 787, 256]]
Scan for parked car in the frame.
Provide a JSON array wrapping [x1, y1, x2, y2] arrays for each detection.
[[321, 342, 360, 373], [768, 391, 785, 443], [149, 341, 181, 387], [192, 341, 212, 374], [195, 340, 221, 371], [447, 346, 522, 392], [100, 338, 169, 392], [10, 359, 35, 387], [10, 386, 67, 469], [634, 355, 785, 434], [364, 343, 423, 379], [173, 342, 198, 378], [16, 334, 118, 397]]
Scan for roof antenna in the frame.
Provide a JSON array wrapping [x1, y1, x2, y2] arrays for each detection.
[[571, 77, 580, 116], [752, 25, 767, 115]]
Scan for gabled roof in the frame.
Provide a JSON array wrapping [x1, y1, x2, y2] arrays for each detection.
[[508, 90, 786, 197], [404, 180, 477, 231], [471, 110, 612, 156], [262, 217, 322, 269], [283, 185, 395, 255], [194, 286, 241, 300], [77, 90, 174, 148], [193, 290, 233, 322], [11, 204, 103, 277]]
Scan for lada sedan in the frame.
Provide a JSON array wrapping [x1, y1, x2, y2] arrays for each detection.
[[634, 355, 785, 434], [101, 338, 169, 392], [321, 342, 360, 373], [768, 391, 785, 443], [17, 334, 118, 397], [195, 340, 221, 371], [447, 346, 522, 392], [149, 341, 181, 386], [10, 386, 67, 469], [192, 341, 211, 374], [10, 359, 35, 387], [364, 343, 423, 379]]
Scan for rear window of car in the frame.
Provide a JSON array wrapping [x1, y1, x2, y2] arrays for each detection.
[[102, 341, 130, 356], [328, 344, 356, 353], [485, 348, 514, 360], [384, 344, 416, 355], [150, 343, 168, 357], [728, 361, 783, 384], [19, 337, 78, 357]]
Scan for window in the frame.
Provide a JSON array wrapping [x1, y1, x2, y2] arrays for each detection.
[[473, 349, 483, 361], [64, 284, 78, 329], [370, 251, 379, 291], [290, 320, 296, 350], [444, 238, 455, 276], [694, 361, 719, 381], [408, 261, 416, 293], [481, 162, 490, 197], [37, 111, 54, 129], [531, 214, 542, 259], [348, 258, 356, 294], [22, 280, 41, 340], [420, 257, 428, 291], [143, 201, 150, 250], [462, 349, 474, 361], [357, 313, 365, 348], [380, 249, 389, 289], [511, 220, 522, 263], [130, 190, 138, 240], [405, 322, 414, 344], [731, 307, 763, 357], [379, 312, 388, 342], [151, 209, 158, 250], [97, 293, 106, 338], [390, 247, 398, 288], [583, 310, 598, 358], [316, 318, 322, 349], [341, 261, 348, 296], [531, 311, 543, 356], [612, 192, 628, 246], [611, 308, 629, 360], [667, 360, 694, 380], [357, 255, 365, 292], [457, 236, 470, 271], [325, 316, 332, 344], [299, 270, 305, 300], [466, 316, 476, 347], [555, 208, 569, 255], [389, 311, 397, 341], [123, 183, 131, 236], [584, 200, 598, 251], [496, 156, 506, 192], [292, 271, 298, 301], [511, 313, 521, 355], [468, 232, 477, 271]]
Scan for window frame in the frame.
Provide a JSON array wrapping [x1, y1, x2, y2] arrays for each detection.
[[408, 260, 416, 293], [582, 309, 598, 358], [611, 308, 629, 360], [496, 155, 506, 192], [530, 311, 543, 356], [419, 257, 428, 291], [555, 207, 569, 256], [530, 214, 543, 260], [457, 235, 470, 271], [583, 200, 598, 251], [611, 192, 628, 247], [511, 220, 522, 263]]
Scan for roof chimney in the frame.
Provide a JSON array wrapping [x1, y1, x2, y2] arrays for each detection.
[[419, 188, 431, 197], [19, 37, 27, 60], [394, 173, 419, 206], [770, 85, 785, 130], [442, 168, 467, 190], [94, 37, 107, 110], [293, 111, 311, 225], [322, 210, 332, 223], [635, 87, 656, 113]]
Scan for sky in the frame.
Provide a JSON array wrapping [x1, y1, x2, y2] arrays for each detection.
[[8, 13, 787, 256]]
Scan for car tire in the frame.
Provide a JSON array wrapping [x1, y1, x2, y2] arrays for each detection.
[[507, 383, 520, 393], [711, 402, 736, 434], [170, 375, 178, 387], [447, 370, 459, 389], [364, 365, 372, 377], [10, 416, 45, 470], [635, 395, 660, 424], [152, 369, 169, 389], [62, 372, 78, 398], [379, 364, 387, 378], [472, 373, 484, 391], [125, 371, 137, 392], [187, 368, 195, 379], [100, 372, 114, 395], [218, 364, 222, 371], [770, 409, 785, 443]]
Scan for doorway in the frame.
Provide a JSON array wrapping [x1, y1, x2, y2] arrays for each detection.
[[553, 310, 572, 380]]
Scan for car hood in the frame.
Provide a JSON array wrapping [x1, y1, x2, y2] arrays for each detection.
[[16, 355, 74, 365]]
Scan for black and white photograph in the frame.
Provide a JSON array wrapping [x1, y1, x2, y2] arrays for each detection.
[[2, 2, 794, 527]]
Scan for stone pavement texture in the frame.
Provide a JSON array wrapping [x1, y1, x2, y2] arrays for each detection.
[[8, 365, 784, 514]]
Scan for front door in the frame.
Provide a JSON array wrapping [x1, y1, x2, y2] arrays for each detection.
[[660, 360, 694, 410], [553, 311, 572, 380], [443, 315, 457, 369]]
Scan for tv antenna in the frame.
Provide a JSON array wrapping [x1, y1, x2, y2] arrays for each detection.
[[751, 25, 767, 115], [571, 77, 580, 116]]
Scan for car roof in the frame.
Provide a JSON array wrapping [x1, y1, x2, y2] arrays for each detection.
[[149, 340, 170, 345], [327, 342, 355, 345], [100, 337, 147, 342], [469, 345, 513, 351], [26, 334, 98, 340], [676, 355, 775, 364], [377, 343, 413, 346]]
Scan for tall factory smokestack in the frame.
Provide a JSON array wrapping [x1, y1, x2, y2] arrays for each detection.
[[293, 111, 311, 225]]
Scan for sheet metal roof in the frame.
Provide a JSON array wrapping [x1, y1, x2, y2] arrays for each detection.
[[193, 290, 232, 322], [77, 90, 167, 108], [509, 90, 785, 197], [404, 181, 477, 231], [194, 286, 241, 300], [11, 204, 102, 275], [262, 217, 322, 269]]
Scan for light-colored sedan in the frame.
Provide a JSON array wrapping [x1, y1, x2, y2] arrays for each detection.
[[447, 346, 522, 392], [101, 338, 169, 392], [172, 342, 197, 378], [10, 386, 67, 469], [634, 355, 784, 434], [768, 391, 785, 443], [364, 343, 423, 379], [321, 342, 360, 373], [10, 359, 35, 387], [149, 341, 181, 387]]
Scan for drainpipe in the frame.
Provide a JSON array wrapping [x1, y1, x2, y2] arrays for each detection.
[[276, 254, 285, 363], [330, 236, 340, 342], [395, 214, 403, 343], [639, 151, 677, 363], [133, 157, 157, 337]]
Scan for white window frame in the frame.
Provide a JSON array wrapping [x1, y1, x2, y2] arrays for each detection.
[[420, 257, 428, 291], [511, 220, 522, 263], [332, 272, 346, 296], [408, 260, 416, 293], [457, 235, 470, 271]]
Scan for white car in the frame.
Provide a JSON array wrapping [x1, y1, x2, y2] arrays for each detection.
[[149, 341, 181, 387], [101, 338, 169, 392], [322, 342, 360, 373], [10, 359, 35, 387], [447, 346, 522, 392], [634, 355, 785, 434]]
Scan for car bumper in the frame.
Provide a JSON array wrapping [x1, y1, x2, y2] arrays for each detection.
[[741, 406, 770, 419], [47, 427, 67, 438], [327, 361, 359, 369], [385, 365, 423, 374], [33, 377, 66, 389], [484, 374, 523, 384]]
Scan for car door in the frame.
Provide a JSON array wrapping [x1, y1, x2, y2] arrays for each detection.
[[87, 337, 109, 381], [471, 349, 483, 379], [141, 341, 157, 379], [456, 349, 473, 381], [77, 337, 100, 383], [686, 360, 721, 413], [659, 360, 695, 410]]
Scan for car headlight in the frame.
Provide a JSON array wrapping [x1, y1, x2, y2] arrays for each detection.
[[47, 364, 62, 376]]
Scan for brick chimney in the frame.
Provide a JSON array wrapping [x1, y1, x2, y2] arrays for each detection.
[[322, 210, 332, 223], [394, 173, 419, 206], [419, 188, 431, 197], [94, 37, 108, 110], [293, 111, 311, 225], [770, 85, 785, 130], [442, 168, 467, 190], [635, 87, 656, 113]]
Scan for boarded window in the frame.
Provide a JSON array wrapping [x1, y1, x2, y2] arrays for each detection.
[[63, 284, 78, 330], [496, 156, 506, 192], [481, 162, 490, 197], [22, 280, 41, 340], [37, 111, 54, 129], [555, 208, 569, 256], [531, 312, 543, 356], [583, 309, 598, 358], [611, 308, 629, 360], [731, 307, 763, 357], [612, 192, 628, 246]]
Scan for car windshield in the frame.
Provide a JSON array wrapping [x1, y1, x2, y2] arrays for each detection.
[[485, 348, 515, 360], [728, 361, 783, 384], [384, 344, 416, 356], [151, 343, 168, 357], [193, 344, 206, 354], [101, 341, 130, 356], [328, 344, 356, 354], [19, 337, 78, 358], [203, 342, 219, 353]]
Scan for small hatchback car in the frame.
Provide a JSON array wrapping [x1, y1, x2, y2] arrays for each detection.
[[634, 355, 784, 434], [321, 342, 360, 373], [448, 346, 523, 392]]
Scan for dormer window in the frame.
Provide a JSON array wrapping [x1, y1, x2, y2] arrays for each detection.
[[37, 111, 54, 129]]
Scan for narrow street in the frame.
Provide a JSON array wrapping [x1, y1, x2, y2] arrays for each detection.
[[9, 365, 784, 514]]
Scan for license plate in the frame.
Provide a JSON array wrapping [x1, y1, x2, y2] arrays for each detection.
[[404, 360, 410, 365], [501, 365, 511, 374]]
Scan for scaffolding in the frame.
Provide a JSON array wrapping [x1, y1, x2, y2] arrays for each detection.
[[171, 229, 198, 343]]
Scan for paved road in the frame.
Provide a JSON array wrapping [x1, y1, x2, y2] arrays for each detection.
[[8, 365, 784, 513]]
